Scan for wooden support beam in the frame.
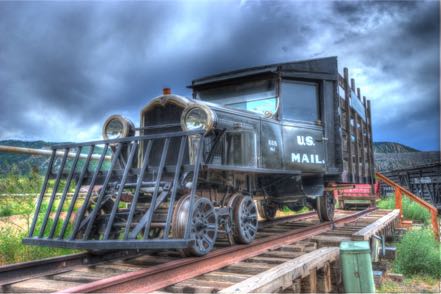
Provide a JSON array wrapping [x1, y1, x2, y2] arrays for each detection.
[[344, 68, 353, 182], [218, 247, 339, 293], [308, 268, 318, 293], [198, 271, 252, 284], [318, 262, 332, 293], [354, 87, 361, 182], [292, 279, 302, 293], [166, 279, 233, 293], [353, 111, 360, 183], [361, 96, 367, 182], [331, 260, 343, 292], [366, 99, 375, 185]]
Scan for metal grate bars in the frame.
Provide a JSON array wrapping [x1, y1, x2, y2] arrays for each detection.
[[143, 138, 170, 239], [28, 149, 56, 237], [103, 142, 138, 240], [59, 145, 95, 239], [70, 144, 110, 240], [38, 148, 69, 238], [48, 147, 82, 238], [124, 140, 152, 240], [24, 130, 206, 250], [83, 143, 122, 240], [184, 138, 205, 240], [163, 136, 187, 239]]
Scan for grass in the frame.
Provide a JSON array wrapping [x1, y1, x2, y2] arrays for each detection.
[[377, 195, 431, 224], [0, 168, 81, 265], [376, 226, 441, 293], [393, 228, 441, 278], [278, 205, 311, 217], [0, 167, 42, 195], [378, 274, 440, 293], [0, 202, 81, 265], [0, 224, 78, 265]]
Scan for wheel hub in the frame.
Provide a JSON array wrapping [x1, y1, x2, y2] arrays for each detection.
[[229, 194, 258, 244], [172, 195, 218, 256]]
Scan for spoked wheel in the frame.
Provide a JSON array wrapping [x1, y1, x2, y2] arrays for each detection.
[[316, 191, 335, 222], [75, 194, 115, 239], [228, 194, 258, 244], [147, 227, 163, 239], [172, 195, 218, 256], [256, 200, 277, 221]]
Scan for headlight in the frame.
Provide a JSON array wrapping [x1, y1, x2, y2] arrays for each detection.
[[181, 105, 216, 132], [102, 115, 134, 140], [184, 108, 207, 130]]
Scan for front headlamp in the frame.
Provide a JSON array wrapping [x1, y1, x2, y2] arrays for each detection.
[[102, 115, 134, 140], [181, 105, 216, 132]]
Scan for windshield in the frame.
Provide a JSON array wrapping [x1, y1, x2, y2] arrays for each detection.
[[196, 79, 277, 116]]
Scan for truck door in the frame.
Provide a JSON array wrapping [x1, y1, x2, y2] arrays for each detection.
[[280, 80, 326, 172]]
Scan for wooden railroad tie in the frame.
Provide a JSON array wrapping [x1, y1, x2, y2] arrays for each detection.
[[218, 247, 339, 293]]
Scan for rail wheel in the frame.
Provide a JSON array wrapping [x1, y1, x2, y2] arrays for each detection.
[[316, 191, 335, 222], [256, 200, 277, 221], [172, 195, 218, 256], [228, 194, 258, 244], [75, 193, 115, 240]]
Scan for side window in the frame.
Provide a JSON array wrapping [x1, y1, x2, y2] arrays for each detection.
[[281, 81, 319, 122]]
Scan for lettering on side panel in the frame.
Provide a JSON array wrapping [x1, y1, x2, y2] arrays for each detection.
[[291, 135, 325, 164], [268, 139, 278, 152]]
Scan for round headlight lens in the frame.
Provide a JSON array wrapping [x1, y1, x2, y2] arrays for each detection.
[[184, 108, 208, 130], [105, 118, 124, 139], [102, 115, 134, 140]]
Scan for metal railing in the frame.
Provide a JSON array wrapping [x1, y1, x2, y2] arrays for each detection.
[[376, 172, 439, 240], [0, 145, 111, 161]]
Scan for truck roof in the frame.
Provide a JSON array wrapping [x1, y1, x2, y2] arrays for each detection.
[[190, 56, 339, 88]]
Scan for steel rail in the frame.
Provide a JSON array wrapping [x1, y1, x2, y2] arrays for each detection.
[[58, 207, 376, 293], [0, 211, 316, 287], [0, 251, 139, 286], [0, 253, 87, 286]]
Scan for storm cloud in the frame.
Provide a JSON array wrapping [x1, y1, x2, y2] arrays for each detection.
[[0, 0, 439, 150]]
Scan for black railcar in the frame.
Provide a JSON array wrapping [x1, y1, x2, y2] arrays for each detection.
[[24, 57, 375, 256]]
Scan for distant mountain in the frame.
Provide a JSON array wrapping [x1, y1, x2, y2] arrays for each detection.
[[0, 140, 57, 175], [0, 140, 108, 175], [375, 151, 440, 172], [373, 142, 419, 153], [373, 142, 439, 172]]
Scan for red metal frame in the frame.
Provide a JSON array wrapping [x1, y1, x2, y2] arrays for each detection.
[[376, 172, 439, 240]]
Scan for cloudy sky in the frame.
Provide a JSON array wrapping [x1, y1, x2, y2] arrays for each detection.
[[0, 0, 439, 150]]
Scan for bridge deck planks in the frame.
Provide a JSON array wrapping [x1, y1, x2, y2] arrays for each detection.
[[352, 209, 400, 240], [218, 247, 339, 293]]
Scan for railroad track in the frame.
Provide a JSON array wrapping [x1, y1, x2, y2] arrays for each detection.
[[0, 208, 399, 293]]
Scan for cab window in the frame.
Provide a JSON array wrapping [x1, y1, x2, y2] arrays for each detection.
[[196, 79, 277, 116], [281, 81, 319, 122]]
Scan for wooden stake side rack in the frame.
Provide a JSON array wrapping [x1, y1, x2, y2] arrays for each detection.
[[338, 69, 375, 185]]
